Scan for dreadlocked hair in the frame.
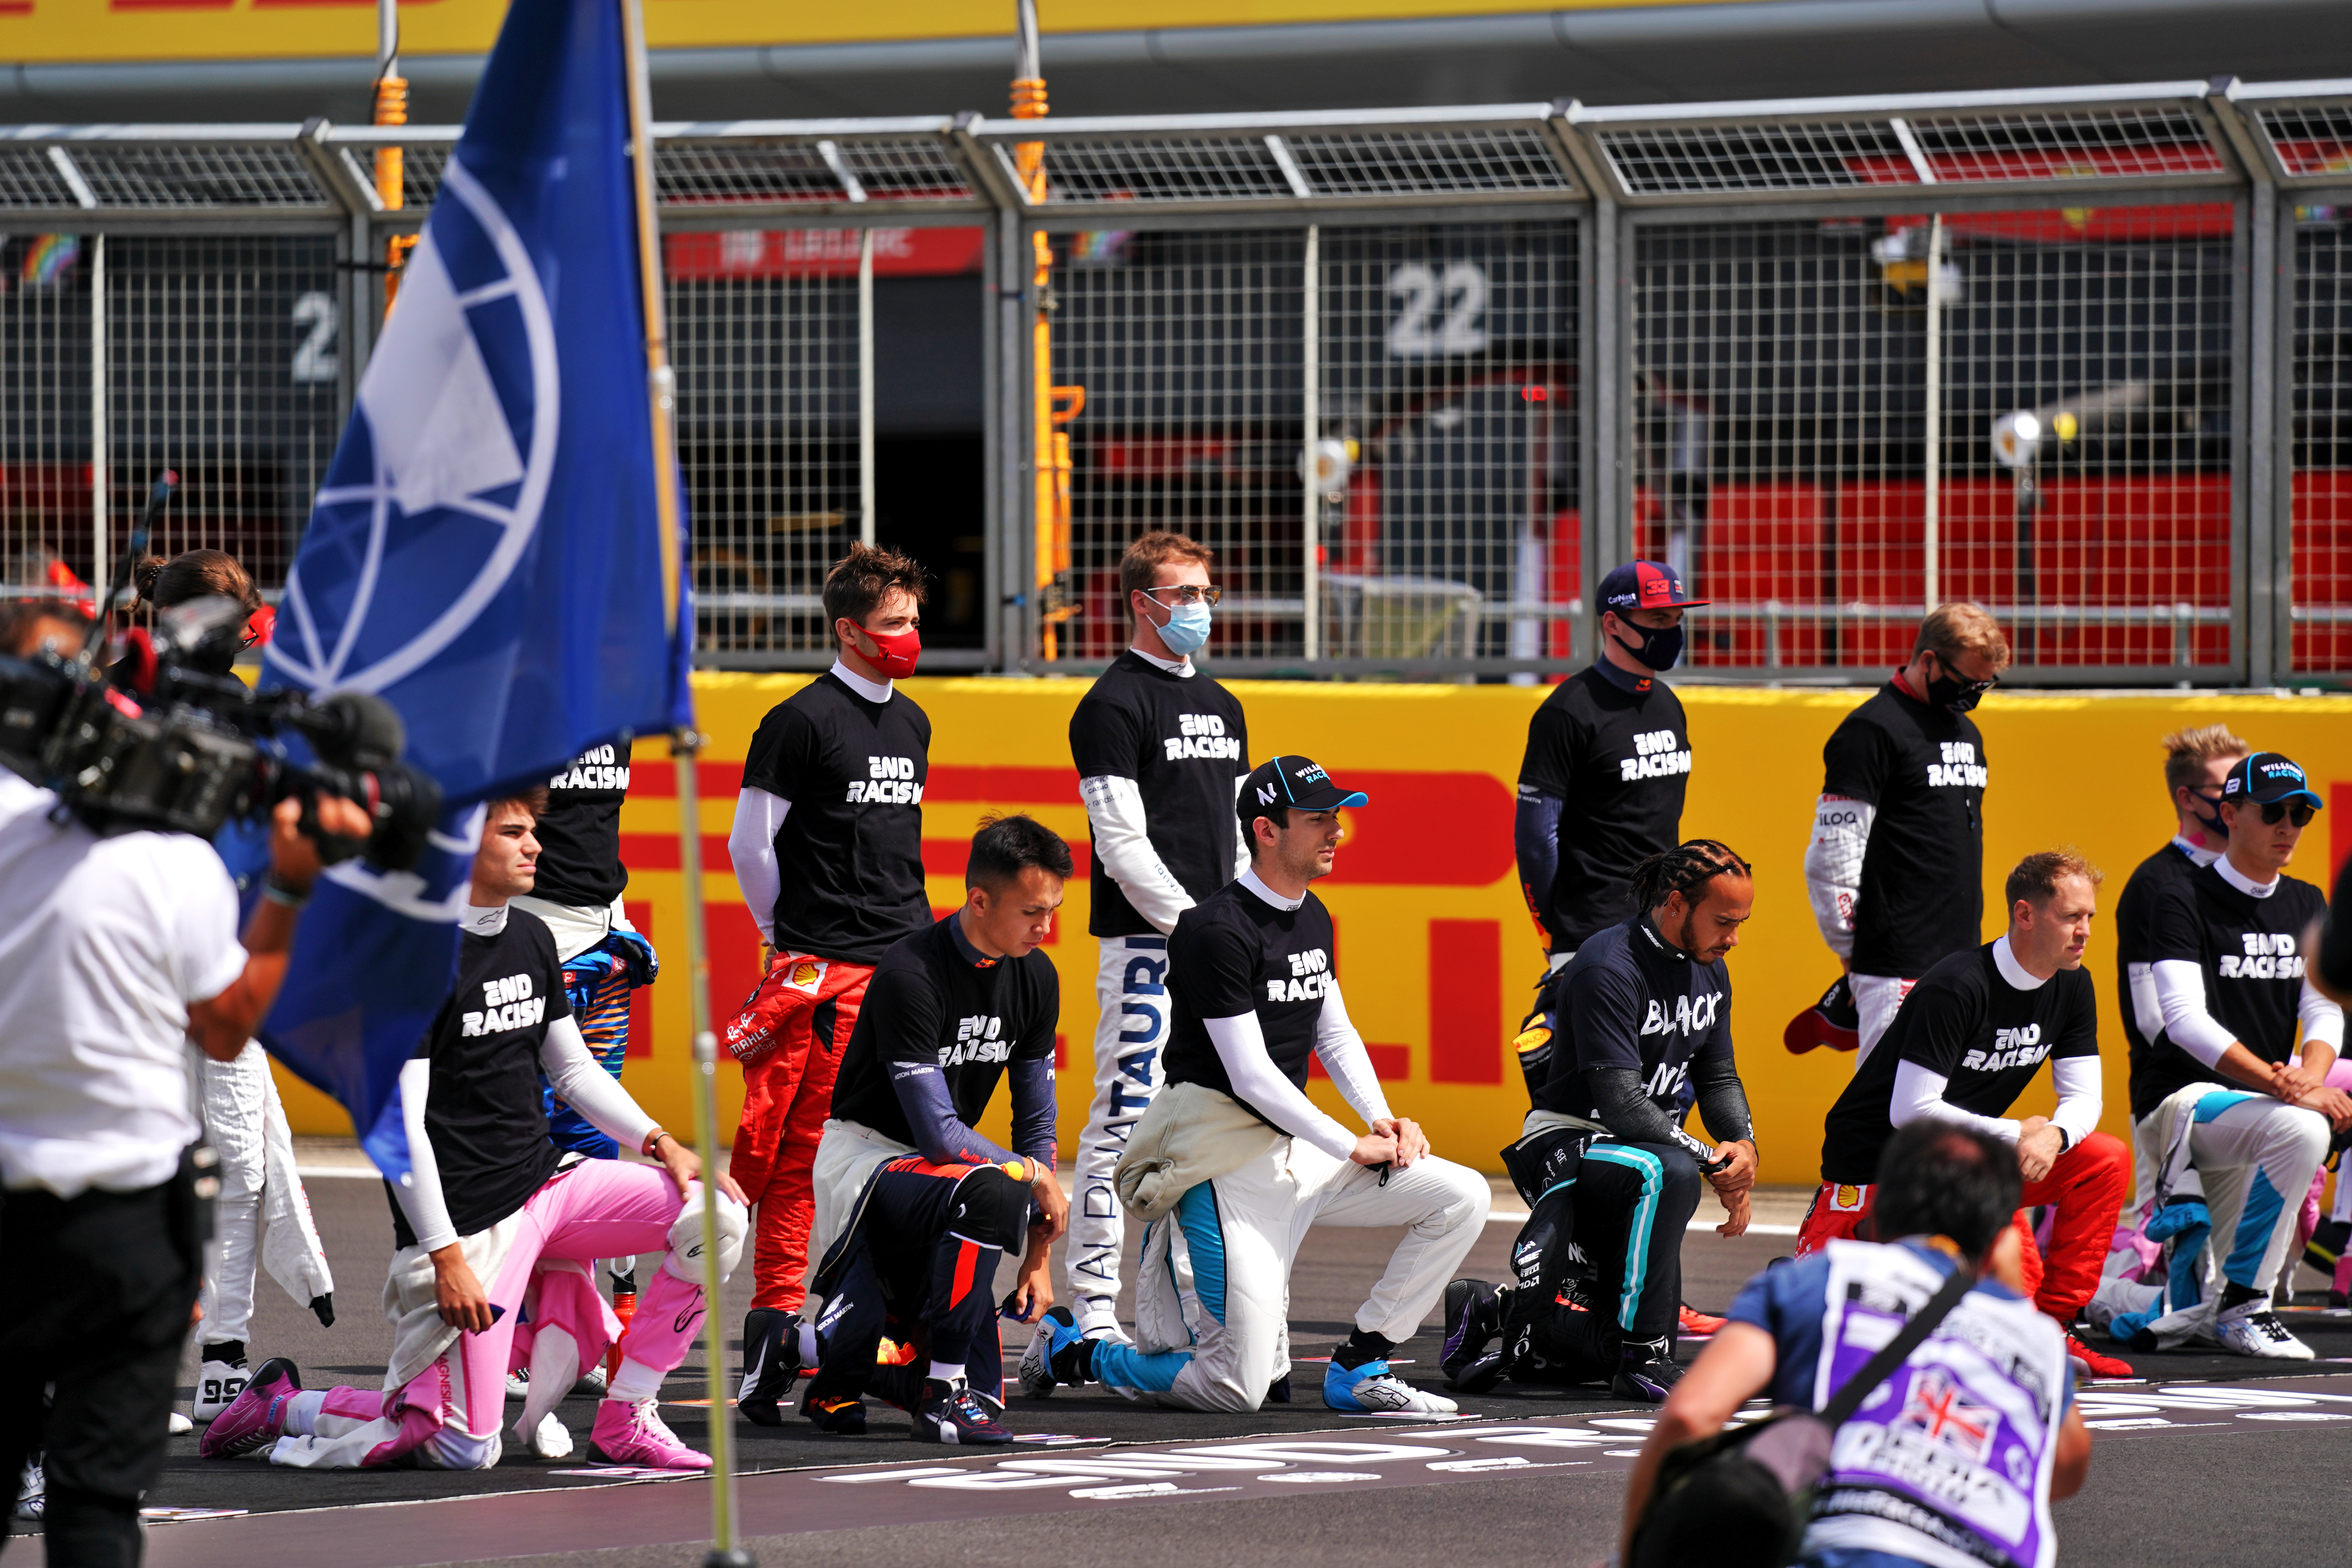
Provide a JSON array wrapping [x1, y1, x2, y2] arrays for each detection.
[[1629, 839, 1752, 912]]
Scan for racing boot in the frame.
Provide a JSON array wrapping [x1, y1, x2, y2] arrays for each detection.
[[1324, 1330, 1459, 1415], [803, 1391, 868, 1434], [2061, 1331, 2134, 1380], [1678, 1303, 1726, 1336], [587, 1398, 713, 1470], [913, 1378, 1014, 1444], [2215, 1301, 2316, 1360], [197, 1359, 302, 1459], [1610, 1336, 1685, 1404], [1017, 1305, 1094, 1398], [737, 1307, 802, 1427], [1440, 1279, 1507, 1393], [194, 1341, 249, 1424]]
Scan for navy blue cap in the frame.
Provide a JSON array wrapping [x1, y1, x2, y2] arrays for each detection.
[[2222, 752, 2322, 809], [1238, 754, 1369, 823], [1597, 561, 1708, 613]]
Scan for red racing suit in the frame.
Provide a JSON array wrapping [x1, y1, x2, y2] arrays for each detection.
[[1793, 1129, 2130, 1326], [724, 951, 875, 1314]]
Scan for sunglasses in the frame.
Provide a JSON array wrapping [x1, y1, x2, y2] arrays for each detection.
[[1930, 654, 2000, 696], [2255, 800, 2317, 827], [1143, 584, 1222, 608]]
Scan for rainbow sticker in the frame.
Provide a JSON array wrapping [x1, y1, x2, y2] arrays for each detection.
[[21, 234, 80, 287]]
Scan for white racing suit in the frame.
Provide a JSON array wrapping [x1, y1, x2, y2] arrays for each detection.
[[2118, 1082, 2328, 1346], [1094, 1130, 1488, 1412], [198, 1043, 334, 1343]]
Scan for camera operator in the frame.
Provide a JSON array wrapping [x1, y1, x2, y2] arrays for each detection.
[[0, 769, 366, 1568], [1622, 1121, 2091, 1568], [116, 547, 336, 1423]]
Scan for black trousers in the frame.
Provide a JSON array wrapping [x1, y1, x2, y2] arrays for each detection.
[[0, 1170, 202, 1568], [1504, 1136, 1700, 1365]]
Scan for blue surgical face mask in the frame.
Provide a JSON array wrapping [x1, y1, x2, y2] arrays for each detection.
[[1158, 600, 1212, 656]]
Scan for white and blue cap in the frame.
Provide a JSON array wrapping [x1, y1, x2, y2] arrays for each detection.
[[1238, 753, 1370, 826], [2222, 752, 2323, 809]]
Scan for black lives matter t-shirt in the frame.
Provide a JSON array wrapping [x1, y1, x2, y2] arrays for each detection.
[[1517, 665, 1691, 953], [1164, 880, 1336, 1129], [1534, 915, 1731, 1123], [829, 916, 1059, 1151], [740, 674, 931, 965], [1069, 652, 1250, 937], [2130, 862, 2329, 1120], [531, 740, 632, 908], [2114, 840, 2206, 1061], [1819, 941, 2099, 1183], [1821, 681, 1987, 978], [390, 909, 573, 1247]]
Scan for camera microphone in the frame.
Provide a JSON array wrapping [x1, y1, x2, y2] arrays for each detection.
[[293, 692, 408, 769]]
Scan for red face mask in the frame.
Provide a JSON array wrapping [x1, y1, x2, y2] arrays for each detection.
[[855, 621, 922, 680]]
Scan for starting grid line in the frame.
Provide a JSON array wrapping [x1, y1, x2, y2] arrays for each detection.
[[141, 1377, 2352, 1568]]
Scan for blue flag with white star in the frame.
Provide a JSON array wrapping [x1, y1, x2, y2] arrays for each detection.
[[254, 0, 691, 1178]]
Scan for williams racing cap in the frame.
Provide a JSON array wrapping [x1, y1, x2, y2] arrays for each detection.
[[1597, 560, 1710, 613], [1238, 754, 1370, 823], [2222, 752, 2323, 810]]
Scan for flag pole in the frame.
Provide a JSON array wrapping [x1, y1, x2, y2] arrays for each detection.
[[618, 5, 747, 1566]]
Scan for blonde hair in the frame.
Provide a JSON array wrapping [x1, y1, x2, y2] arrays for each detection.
[[1120, 531, 1214, 601], [2161, 724, 2250, 797], [1916, 602, 2012, 671], [2006, 850, 2102, 909]]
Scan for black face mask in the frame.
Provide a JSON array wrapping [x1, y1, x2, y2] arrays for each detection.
[[1922, 657, 1996, 712], [1610, 618, 1685, 672], [2183, 788, 2226, 839]]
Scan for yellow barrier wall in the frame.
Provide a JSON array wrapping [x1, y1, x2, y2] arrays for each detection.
[[276, 675, 2352, 1183], [3, 0, 1755, 67]]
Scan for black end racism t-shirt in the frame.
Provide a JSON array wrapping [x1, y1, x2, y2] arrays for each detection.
[[1820, 681, 1987, 978], [388, 908, 573, 1247], [1819, 941, 2099, 1184], [1163, 879, 1335, 1129], [740, 674, 932, 965], [1069, 652, 1250, 937], [1517, 666, 1691, 953], [531, 740, 632, 908], [829, 916, 1060, 1152], [2129, 862, 2328, 1120], [2114, 840, 2207, 1062], [1534, 915, 1731, 1123]]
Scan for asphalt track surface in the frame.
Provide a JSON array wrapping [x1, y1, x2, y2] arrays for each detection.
[[24, 1169, 2352, 1567]]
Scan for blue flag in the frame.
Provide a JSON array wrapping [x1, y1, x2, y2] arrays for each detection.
[[256, 0, 690, 1176]]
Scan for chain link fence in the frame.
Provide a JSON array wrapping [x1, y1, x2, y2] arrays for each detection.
[[0, 232, 339, 609], [0, 81, 2345, 684]]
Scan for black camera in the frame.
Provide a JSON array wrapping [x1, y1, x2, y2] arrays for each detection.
[[0, 594, 443, 871]]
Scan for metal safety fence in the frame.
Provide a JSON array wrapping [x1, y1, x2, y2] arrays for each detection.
[[0, 77, 2346, 684]]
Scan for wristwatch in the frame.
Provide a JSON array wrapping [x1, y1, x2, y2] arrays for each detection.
[[642, 1128, 672, 1158]]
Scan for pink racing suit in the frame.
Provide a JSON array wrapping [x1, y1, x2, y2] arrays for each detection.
[[271, 1160, 740, 1469]]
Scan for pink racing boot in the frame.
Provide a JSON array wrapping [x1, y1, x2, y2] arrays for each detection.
[[197, 1359, 303, 1459], [586, 1399, 712, 1470]]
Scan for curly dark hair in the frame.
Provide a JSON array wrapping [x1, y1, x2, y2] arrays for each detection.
[[1628, 838, 1751, 912]]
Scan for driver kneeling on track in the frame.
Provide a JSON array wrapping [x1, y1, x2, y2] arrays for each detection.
[[1440, 840, 1760, 1404], [200, 793, 750, 1473], [1019, 755, 1489, 1416], [800, 1156, 1053, 1444]]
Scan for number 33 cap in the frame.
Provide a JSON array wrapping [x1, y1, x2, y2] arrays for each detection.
[[1238, 754, 1371, 823]]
